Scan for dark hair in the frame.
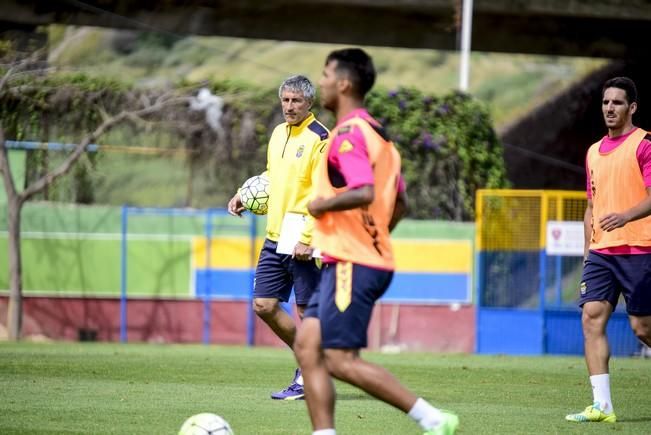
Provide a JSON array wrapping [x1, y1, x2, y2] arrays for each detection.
[[325, 48, 376, 97], [603, 77, 638, 104]]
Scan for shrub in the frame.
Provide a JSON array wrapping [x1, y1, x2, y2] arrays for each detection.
[[366, 88, 508, 220]]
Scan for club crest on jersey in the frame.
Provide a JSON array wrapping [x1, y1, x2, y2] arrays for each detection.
[[296, 144, 305, 158], [580, 281, 587, 295], [339, 139, 354, 154]]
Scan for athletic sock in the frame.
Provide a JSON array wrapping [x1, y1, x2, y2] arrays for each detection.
[[312, 429, 335, 435], [590, 373, 613, 414], [408, 397, 443, 430], [296, 372, 304, 386]]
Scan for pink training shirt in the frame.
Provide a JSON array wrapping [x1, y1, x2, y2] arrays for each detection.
[[321, 108, 405, 264], [585, 127, 651, 254], [327, 108, 405, 193]]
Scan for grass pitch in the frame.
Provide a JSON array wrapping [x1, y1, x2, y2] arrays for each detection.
[[1, 343, 650, 434]]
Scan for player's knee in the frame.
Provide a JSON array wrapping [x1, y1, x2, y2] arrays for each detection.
[[582, 316, 605, 339], [323, 355, 345, 379], [630, 317, 651, 345], [293, 334, 311, 366], [252, 298, 277, 318], [294, 322, 321, 368], [323, 351, 354, 381], [581, 303, 609, 336]]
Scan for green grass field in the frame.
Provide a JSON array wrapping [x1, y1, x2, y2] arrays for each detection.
[[1, 343, 650, 434]]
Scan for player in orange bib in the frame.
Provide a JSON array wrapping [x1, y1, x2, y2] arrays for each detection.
[[566, 77, 651, 424], [294, 48, 458, 435]]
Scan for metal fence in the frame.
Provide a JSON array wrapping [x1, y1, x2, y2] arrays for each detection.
[[475, 189, 639, 355]]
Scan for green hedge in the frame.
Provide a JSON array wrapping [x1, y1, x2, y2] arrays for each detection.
[[1, 72, 507, 220], [366, 88, 508, 220]]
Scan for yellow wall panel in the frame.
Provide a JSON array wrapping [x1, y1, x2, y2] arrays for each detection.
[[393, 240, 472, 273], [192, 237, 263, 269], [192, 237, 472, 274]]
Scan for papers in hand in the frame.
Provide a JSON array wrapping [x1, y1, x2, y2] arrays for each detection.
[[276, 212, 321, 258]]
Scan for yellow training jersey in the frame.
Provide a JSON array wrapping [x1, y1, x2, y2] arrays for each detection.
[[264, 112, 329, 244]]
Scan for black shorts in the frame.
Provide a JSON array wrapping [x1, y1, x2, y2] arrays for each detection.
[[579, 251, 651, 316], [253, 239, 320, 305], [304, 261, 393, 349]]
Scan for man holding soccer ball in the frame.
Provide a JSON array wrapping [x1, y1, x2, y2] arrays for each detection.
[[294, 48, 458, 435], [228, 75, 329, 400]]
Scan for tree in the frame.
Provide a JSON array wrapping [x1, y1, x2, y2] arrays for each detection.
[[0, 54, 189, 340]]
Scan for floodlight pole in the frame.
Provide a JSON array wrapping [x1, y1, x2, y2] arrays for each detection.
[[459, 0, 474, 92]]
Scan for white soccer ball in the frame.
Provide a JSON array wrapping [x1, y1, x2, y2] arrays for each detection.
[[178, 413, 234, 435], [239, 174, 270, 215]]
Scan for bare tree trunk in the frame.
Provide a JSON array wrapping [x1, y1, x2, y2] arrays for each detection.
[[186, 161, 194, 207], [6, 195, 23, 340], [0, 124, 24, 340], [0, 76, 189, 340]]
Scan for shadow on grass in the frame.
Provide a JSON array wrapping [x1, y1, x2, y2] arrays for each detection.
[[335, 393, 371, 401], [619, 416, 651, 423]]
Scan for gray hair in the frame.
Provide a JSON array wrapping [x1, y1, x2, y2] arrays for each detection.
[[278, 75, 316, 103]]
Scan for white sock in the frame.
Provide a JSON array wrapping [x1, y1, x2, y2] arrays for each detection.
[[296, 373, 304, 386], [312, 430, 335, 435], [590, 374, 613, 414], [408, 398, 443, 430]]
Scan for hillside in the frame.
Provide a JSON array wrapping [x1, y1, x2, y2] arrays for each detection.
[[48, 26, 605, 129], [3, 25, 605, 212]]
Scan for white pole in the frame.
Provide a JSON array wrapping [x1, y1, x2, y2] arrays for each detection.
[[459, 0, 474, 92]]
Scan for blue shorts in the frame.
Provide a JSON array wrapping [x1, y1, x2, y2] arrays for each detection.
[[253, 239, 320, 305], [579, 251, 651, 316], [304, 261, 393, 349]]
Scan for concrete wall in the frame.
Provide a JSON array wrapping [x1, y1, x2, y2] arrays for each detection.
[[0, 296, 475, 353]]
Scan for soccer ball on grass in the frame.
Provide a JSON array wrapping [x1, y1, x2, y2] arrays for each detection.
[[178, 413, 234, 435], [239, 174, 270, 215]]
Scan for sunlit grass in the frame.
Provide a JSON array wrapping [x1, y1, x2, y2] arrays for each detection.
[[1, 342, 649, 434]]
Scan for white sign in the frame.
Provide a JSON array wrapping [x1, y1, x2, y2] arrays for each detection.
[[545, 221, 584, 256]]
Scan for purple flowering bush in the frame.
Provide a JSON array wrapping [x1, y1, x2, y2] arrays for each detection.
[[366, 88, 508, 220]]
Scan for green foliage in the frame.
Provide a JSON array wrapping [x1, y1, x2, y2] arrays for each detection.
[[367, 88, 509, 220], [2, 70, 507, 219], [136, 31, 181, 50], [1, 71, 129, 202], [1, 71, 128, 139]]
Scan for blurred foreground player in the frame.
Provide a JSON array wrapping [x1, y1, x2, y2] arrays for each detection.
[[294, 48, 459, 435]]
